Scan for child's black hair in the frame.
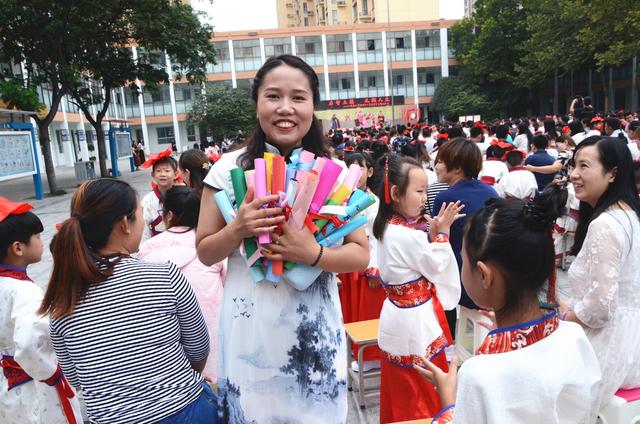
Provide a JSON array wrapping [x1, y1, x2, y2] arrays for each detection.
[[463, 184, 567, 315], [162, 186, 201, 230], [505, 150, 525, 167], [372, 154, 423, 241], [152, 156, 178, 172], [345, 152, 374, 190], [0, 211, 44, 262]]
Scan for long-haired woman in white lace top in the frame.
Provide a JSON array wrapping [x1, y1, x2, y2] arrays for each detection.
[[560, 135, 640, 412]]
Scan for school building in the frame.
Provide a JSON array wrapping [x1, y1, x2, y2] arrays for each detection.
[[13, 19, 459, 168]]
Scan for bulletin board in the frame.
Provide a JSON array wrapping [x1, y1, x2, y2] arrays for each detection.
[[0, 131, 37, 181]]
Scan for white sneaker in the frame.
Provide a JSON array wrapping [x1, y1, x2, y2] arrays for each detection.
[[351, 360, 380, 372], [445, 344, 456, 362]]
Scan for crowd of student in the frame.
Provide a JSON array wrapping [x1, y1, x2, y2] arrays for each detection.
[[1, 54, 639, 424]]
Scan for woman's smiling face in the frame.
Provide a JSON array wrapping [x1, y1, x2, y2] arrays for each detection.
[[256, 64, 315, 155]]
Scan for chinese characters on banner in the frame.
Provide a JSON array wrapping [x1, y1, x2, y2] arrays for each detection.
[[319, 96, 405, 110]]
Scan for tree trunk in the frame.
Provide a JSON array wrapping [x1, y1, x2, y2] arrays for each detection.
[[36, 120, 61, 194], [95, 121, 109, 177], [632, 55, 638, 113]]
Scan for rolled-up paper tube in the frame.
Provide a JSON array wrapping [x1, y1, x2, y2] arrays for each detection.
[[314, 184, 353, 231], [296, 150, 315, 180], [264, 153, 275, 193], [318, 215, 368, 247], [214, 191, 265, 283], [310, 159, 343, 213], [291, 170, 319, 229], [230, 168, 260, 261], [286, 179, 298, 207], [214, 190, 235, 224], [230, 168, 248, 206], [285, 164, 297, 192], [343, 164, 363, 191], [347, 189, 366, 206], [312, 157, 326, 174], [254, 158, 271, 244], [245, 170, 255, 191], [272, 156, 286, 194], [316, 191, 375, 241]]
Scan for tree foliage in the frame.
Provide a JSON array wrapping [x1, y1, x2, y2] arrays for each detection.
[[187, 84, 257, 142], [450, 0, 640, 116], [431, 75, 498, 120], [0, 0, 216, 184]]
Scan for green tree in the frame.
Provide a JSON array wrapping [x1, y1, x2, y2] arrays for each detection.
[[187, 84, 256, 142], [66, 0, 216, 177], [431, 75, 498, 120], [449, 0, 534, 116], [0, 1, 83, 194]]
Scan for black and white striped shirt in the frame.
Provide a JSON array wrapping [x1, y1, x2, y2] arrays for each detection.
[[50, 257, 209, 424]]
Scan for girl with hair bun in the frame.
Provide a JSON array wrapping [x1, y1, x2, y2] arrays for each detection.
[[418, 185, 602, 424]]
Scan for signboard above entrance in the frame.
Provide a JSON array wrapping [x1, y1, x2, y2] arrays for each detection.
[[319, 96, 405, 110]]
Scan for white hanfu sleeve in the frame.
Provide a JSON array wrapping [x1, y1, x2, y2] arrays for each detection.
[[573, 218, 622, 329], [390, 229, 461, 310], [12, 284, 59, 381]]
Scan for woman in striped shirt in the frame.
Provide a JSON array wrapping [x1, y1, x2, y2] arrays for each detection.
[[40, 179, 215, 424]]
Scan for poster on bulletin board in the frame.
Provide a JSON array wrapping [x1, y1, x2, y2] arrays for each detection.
[[115, 131, 132, 159], [0, 131, 37, 181]]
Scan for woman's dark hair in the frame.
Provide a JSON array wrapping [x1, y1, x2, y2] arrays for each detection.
[[543, 118, 558, 138], [400, 140, 430, 164], [628, 120, 640, 134], [239, 55, 328, 168], [179, 149, 211, 197], [163, 186, 201, 230], [517, 122, 533, 148], [568, 120, 584, 137], [372, 154, 423, 241], [436, 137, 483, 179], [40, 179, 138, 319], [495, 125, 509, 140], [604, 117, 621, 131], [464, 184, 568, 315], [571, 136, 640, 255], [0, 211, 44, 262]]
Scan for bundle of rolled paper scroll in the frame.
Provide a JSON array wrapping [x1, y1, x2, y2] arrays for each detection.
[[214, 150, 376, 290]]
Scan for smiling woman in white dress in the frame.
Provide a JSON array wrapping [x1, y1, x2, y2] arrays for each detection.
[[196, 55, 369, 424], [560, 135, 640, 410]]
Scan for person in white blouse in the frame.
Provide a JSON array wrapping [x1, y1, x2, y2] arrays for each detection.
[[560, 136, 640, 412]]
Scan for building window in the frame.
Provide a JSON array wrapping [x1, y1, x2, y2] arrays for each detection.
[[303, 2, 308, 12], [304, 17, 309, 26], [353, 3, 357, 18], [367, 39, 375, 50], [183, 87, 192, 101], [426, 73, 435, 84], [367, 76, 376, 87], [362, 0, 368, 14], [394, 75, 404, 85], [187, 126, 197, 142], [332, 10, 338, 24], [157, 127, 175, 145], [305, 42, 315, 54], [395, 37, 404, 49], [341, 78, 351, 89]]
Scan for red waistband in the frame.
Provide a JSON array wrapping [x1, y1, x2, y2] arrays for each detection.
[[383, 277, 434, 308], [1, 355, 77, 423]]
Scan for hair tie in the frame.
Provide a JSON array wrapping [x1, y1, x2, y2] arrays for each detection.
[[384, 156, 391, 204], [201, 162, 211, 170], [522, 202, 555, 230]]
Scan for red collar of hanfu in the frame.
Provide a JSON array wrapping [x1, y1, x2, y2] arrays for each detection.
[[476, 311, 559, 355], [388, 214, 429, 232]]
